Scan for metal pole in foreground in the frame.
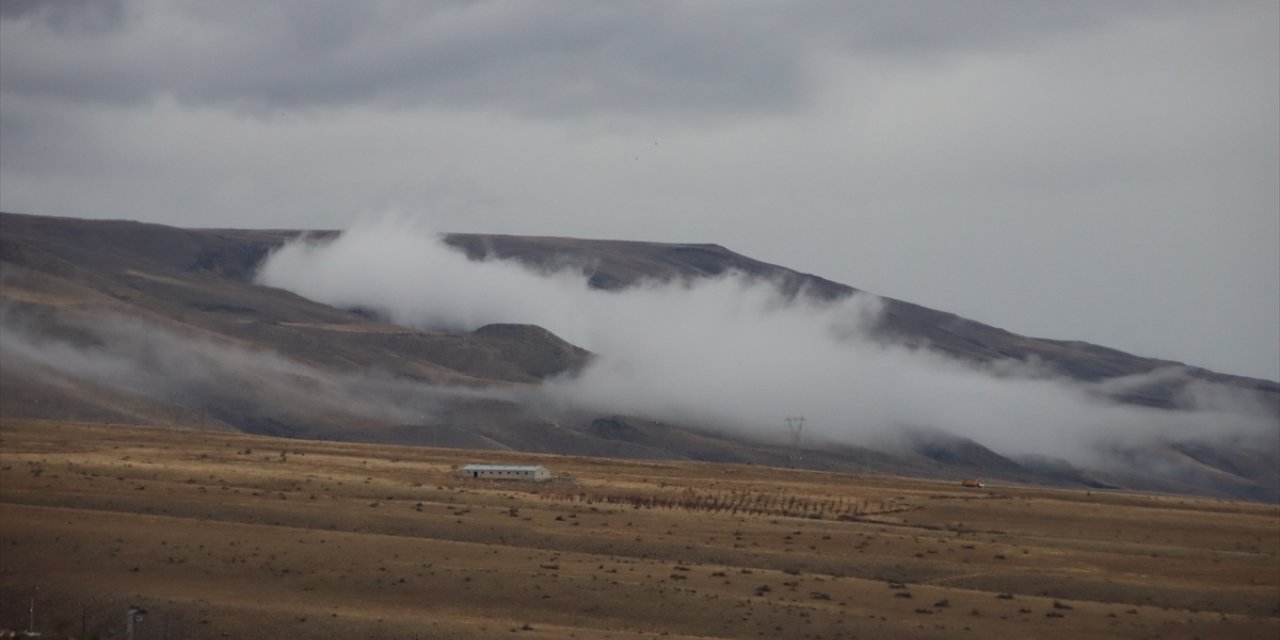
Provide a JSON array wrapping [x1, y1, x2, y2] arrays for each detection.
[[28, 585, 37, 634]]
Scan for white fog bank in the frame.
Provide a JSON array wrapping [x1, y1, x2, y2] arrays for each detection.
[[257, 214, 1278, 462]]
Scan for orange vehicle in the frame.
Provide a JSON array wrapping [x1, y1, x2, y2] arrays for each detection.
[[961, 478, 985, 488]]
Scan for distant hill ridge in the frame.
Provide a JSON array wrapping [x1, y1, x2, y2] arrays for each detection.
[[1, 211, 1276, 501]]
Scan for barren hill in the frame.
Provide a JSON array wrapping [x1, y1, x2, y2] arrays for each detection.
[[1, 212, 1276, 500]]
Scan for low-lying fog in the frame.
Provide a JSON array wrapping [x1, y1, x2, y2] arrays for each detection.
[[0, 303, 496, 430], [254, 214, 1277, 463]]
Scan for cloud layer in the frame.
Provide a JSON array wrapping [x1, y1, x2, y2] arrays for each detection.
[[0, 1, 1189, 116], [258, 214, 1278, 462]]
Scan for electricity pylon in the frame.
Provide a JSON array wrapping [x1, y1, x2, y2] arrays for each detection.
[[785, 415, 805, 466]]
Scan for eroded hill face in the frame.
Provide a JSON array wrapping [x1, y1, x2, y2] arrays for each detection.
[[1, 212, 1277, 501]]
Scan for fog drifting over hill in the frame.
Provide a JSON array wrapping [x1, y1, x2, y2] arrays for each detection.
[[256, 214, 1276, 463], [0, 304, 493, 429]]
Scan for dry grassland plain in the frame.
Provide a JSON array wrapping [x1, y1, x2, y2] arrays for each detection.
[[0, 419, 1276, 639]]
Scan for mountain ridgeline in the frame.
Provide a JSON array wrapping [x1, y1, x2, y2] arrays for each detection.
[[1, 212, 1276, 501]]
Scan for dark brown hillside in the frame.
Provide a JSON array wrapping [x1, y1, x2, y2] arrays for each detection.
[[11, 212, 1270, 405], [1, 211, 1276, 501]]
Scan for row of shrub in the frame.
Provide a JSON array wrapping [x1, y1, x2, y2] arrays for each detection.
[[533, 486, 903, 519]]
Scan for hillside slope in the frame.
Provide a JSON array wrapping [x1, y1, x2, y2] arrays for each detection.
[[1, 212, 1276, 500]]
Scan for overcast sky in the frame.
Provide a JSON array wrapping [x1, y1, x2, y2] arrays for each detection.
[[2, 0, 1277, 380]]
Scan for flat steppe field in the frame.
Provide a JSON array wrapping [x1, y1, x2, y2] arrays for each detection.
[[0, 420, 1276, 639]]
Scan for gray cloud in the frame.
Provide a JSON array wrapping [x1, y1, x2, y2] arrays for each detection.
[[0, 0, 123, 32], [0, 1, 1202, 117]]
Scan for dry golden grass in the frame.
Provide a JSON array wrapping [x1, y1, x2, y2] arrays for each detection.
[[1, 418, 1276, 639]]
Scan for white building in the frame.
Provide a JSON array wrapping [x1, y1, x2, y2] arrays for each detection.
[[458, 464, 551, 482]]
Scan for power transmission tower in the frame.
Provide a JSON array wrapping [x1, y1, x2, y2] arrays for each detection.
[[784, 416, 805, 466]]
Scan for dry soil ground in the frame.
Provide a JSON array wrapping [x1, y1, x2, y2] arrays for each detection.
[[0, 419, 1276, 639]]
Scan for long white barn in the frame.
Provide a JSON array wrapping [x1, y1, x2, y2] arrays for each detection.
[[457, 464, 551, 482]]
